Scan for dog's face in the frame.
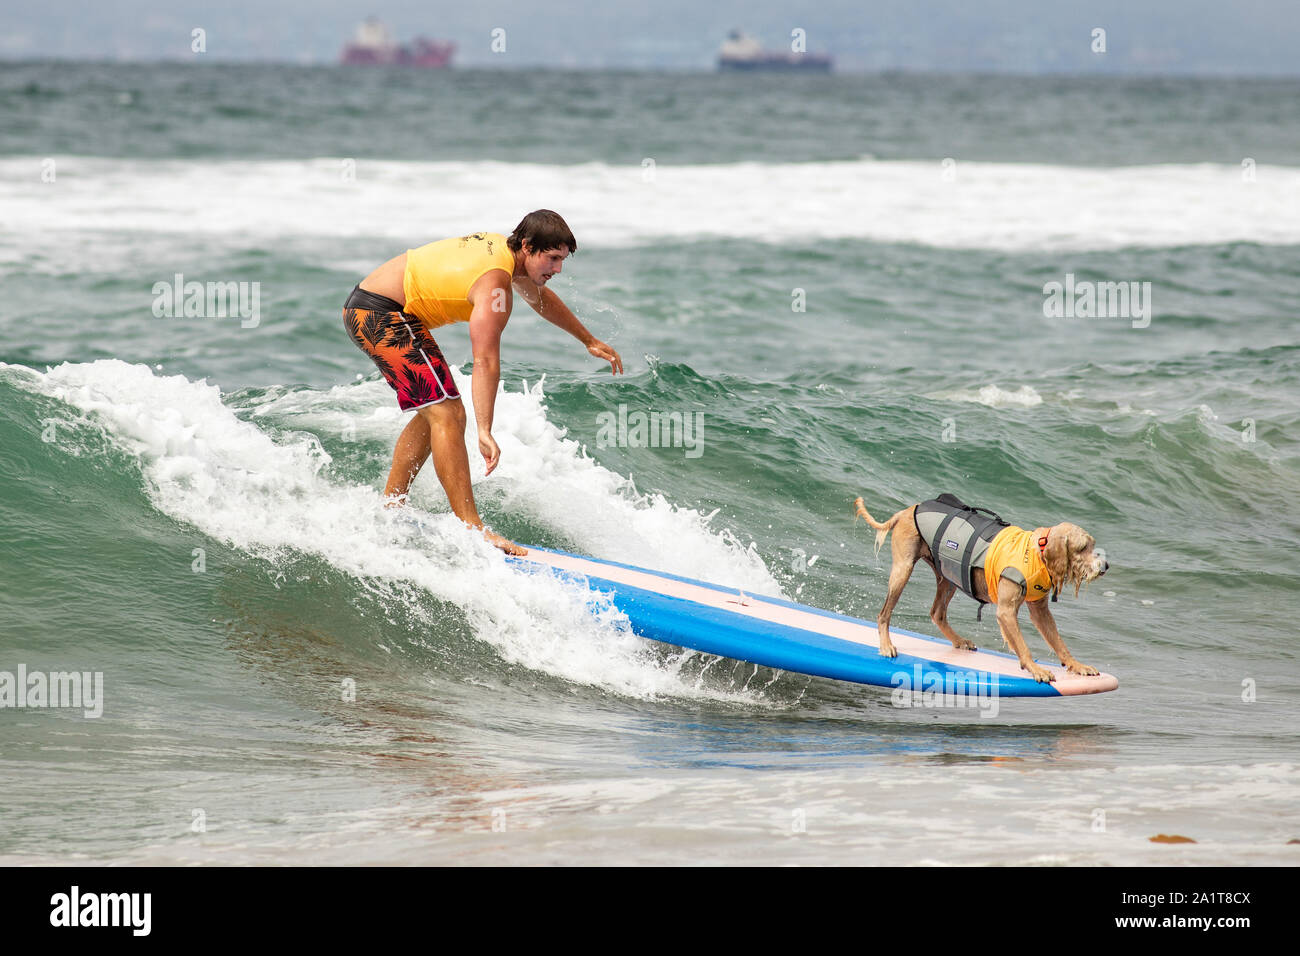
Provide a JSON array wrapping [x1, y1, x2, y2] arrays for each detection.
[[1043, 523, 1108, 597]]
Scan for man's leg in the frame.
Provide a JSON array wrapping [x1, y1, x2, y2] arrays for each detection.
[[382, 409, 432, 502], [383, 400, 525, 555], [385, 399, 473, 517]]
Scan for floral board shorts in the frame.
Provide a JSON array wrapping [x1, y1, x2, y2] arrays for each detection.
[[343, 285, 460, 411]]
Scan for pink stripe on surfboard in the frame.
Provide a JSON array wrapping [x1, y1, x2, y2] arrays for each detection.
[[525, 549, 1118, 696]]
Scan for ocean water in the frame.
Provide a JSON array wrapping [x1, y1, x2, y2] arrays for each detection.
[[1, 63, 1298, 865]]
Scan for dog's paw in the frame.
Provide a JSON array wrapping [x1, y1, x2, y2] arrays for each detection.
[[953, 638, 978, 652], [1025, 663, 1057, 683], [1065, 660, 1100, 677], [878, 641, 899, 659]]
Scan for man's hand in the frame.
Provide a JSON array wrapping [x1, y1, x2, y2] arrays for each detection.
[[517, 283, 624, 376], [588, 339, 624, 375], [478, 430, 501, 475]]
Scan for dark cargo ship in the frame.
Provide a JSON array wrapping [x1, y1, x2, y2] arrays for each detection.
[[717, 30, 832, 72]]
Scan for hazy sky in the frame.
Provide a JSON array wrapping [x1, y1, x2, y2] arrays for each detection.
[[5, 0, 1300, 73]]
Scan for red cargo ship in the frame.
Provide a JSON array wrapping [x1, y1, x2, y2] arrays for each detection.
[[340, 18, 455, 68]]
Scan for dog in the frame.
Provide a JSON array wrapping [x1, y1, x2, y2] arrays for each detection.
[[853, 494, 1108, 683]]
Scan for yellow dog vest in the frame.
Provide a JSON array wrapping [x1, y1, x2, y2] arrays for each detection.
[[984, 526, 1054, 603]]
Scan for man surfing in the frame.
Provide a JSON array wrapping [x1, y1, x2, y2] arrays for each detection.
[[343, 209, 623, 555]]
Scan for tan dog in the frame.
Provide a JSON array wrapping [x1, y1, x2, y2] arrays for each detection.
[[853, 496, 1108, 683]]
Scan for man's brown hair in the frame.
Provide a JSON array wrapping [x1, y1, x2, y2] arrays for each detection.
[[507, 209, 577, 256]]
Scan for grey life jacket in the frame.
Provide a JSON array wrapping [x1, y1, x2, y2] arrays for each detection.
[[913, 494, 1010, 615]]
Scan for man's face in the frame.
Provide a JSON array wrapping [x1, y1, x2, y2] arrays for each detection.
[[524, 244, 570, 286]]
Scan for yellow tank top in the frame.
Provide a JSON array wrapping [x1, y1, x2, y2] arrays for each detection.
[[983, 526, 1054, 603], [402, 232, 515, 329]]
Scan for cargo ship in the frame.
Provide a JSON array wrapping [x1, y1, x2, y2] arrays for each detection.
[[340, 18, 455, 68], [717, 30, 832, 72]]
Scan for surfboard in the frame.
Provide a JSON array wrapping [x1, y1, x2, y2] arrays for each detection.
[[511, 545, 1118, 699]]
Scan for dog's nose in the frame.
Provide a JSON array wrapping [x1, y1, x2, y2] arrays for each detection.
[[1101, 560, 1109, 574]]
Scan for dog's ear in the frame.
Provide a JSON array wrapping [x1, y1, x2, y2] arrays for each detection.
[[1067, 527, 1095, 597], [1042, 526, 1069, 600]]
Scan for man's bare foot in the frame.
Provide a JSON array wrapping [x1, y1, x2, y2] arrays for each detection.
[[484, 528, 528, 556]]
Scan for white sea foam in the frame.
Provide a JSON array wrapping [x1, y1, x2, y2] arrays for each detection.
[[3, 156, 1298, 257], [250, 368, 775, 587], [929, 384, 1045, 407], [9, 359, 780, 702]]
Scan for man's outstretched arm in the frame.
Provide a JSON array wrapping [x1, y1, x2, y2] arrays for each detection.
[[516, 281, 623, 374]]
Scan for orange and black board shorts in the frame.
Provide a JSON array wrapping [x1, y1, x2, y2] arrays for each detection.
[[343, 285, 460, 411]]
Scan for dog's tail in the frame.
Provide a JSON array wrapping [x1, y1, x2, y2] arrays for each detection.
[[853, 497, 897, 558]]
